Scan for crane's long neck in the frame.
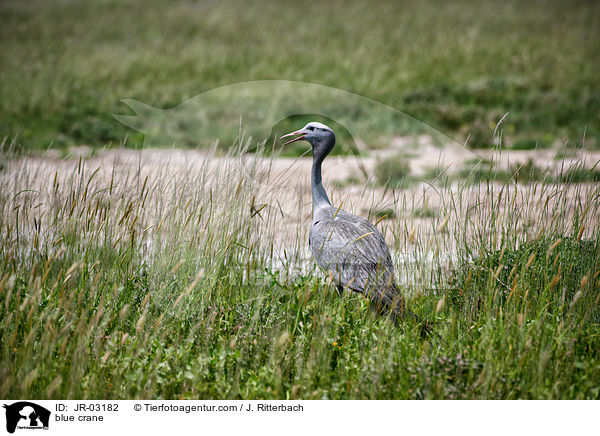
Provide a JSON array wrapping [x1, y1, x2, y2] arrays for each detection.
[[311, 154, 331, 215]]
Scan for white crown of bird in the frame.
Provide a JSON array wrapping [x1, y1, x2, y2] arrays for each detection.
[[302, 122, 333, 132]]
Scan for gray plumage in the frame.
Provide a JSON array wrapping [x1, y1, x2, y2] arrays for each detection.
[[281, 122, 409, 321], [310, 207, 406, 316]]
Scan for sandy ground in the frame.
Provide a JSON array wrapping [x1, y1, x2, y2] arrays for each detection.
[[3, 137, 599, 287]]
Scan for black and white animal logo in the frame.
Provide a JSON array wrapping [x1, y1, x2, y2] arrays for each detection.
[[3, 402, 50, 434]]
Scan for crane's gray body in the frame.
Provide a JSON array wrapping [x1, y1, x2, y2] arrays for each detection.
[[309, 205, 401, 312]]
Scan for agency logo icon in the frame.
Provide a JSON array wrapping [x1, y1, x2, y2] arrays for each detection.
[[3, 402, 50, 434]]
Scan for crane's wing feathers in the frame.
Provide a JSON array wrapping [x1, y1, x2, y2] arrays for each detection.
[[309, 207, 398, 306]]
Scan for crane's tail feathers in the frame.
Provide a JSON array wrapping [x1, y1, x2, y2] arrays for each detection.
[[357, 286, 443, 342], [385, 296, 442, 341]]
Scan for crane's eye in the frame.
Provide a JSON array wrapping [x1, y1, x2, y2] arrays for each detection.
[[307, 126, 315, 131]]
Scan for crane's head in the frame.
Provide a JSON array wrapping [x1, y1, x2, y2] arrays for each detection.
[[280, 122, 336, 159]]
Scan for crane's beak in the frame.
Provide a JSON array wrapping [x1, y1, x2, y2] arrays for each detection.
[[280, 129, 307, 145]]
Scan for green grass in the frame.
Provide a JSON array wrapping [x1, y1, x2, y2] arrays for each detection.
[[1, 0, 599, 150], [411, 206, 438, 219], [510, 137, 552, 150], [557, 163, 600, 183], [444, 237, 600, 398], [457, 158, 600, 185], [1, 141, 599, 399], [375, 153, 413, 188], [458, 158, 549, 185]]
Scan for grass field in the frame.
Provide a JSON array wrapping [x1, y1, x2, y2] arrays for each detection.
[[1, 0, 600, 400], [1, 140, 599, 399], [1, 0, 599, 150]]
